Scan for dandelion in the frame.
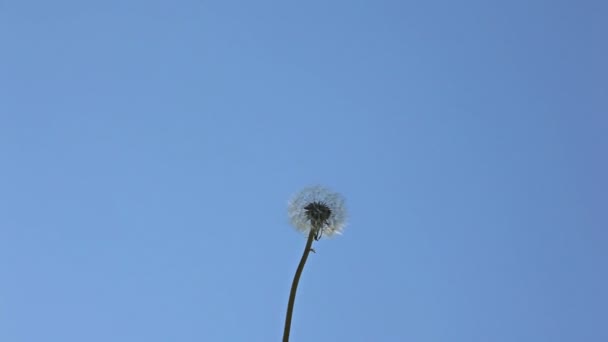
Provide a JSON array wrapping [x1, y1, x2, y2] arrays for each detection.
[[283, 186, 347, 342]]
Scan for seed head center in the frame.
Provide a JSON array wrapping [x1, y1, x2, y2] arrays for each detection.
[[304, 201, 332, 228]]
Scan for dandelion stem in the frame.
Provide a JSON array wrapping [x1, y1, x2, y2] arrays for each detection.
[[283, 228, 316, 342]]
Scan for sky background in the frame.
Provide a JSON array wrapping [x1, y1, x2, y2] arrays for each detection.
[[1, 0, 607, 341]]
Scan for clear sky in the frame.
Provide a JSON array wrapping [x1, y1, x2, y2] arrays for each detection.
[[1, 1, 607, 341]]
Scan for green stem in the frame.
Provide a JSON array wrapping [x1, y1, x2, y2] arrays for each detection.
[[283, 228, 316, 342]]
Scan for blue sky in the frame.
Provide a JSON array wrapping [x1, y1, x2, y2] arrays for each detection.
[[1, 0, 607, 341]]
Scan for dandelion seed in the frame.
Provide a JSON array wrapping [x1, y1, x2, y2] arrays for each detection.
[[288, 185, 347, 238]]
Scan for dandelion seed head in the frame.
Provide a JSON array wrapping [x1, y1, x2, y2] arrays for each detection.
[[288, 186, 347, 238]]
